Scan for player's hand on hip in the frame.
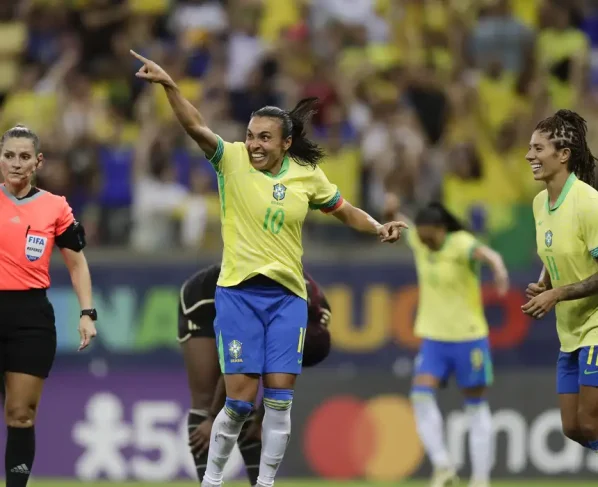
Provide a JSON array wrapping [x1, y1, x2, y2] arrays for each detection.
[[130, 50, 174, 86], [78, 315, 97, 351], [190, 418, 213, 455], [525, 282, 546, 300], [521, 288, 559, 319], [378, 221, 409, 243]]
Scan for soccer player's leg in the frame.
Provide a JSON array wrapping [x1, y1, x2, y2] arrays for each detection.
[[237, 406, 263, 486], [179, 308, 222, 484], [455, 338, 493, 487], [202, 286, 263, 487], [556, 350, 586, 445], [259, 293, 307, 487], [576, 346, 598, 451], [410, 339, 457, 486], [4, 312, 56, 487]]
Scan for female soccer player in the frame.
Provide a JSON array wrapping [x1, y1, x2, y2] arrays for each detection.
[[131, 49, 406, 487], [0, 124, 97, 487], [388, 198, 509, 487], [522, 109, 598, 453], [178, 264, 331, 486]]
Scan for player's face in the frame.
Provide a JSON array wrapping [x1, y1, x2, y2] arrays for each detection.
[[526, 130, 570, 182], [0, 137, 42, 188], [417, 224, 446, 251], [245, 117, 292, 173]]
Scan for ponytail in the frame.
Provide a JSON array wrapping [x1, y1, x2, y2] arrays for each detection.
[[414, 202, 465, 232]]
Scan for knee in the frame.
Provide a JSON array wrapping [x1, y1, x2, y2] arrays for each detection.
[[577, 410, 598, 440], [562, 421, 586, 443], [224, 398, 254, 422], [263, 388, 293, 413], [5, 402, 36, 427]]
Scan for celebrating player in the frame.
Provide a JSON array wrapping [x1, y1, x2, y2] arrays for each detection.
[[178, 264, 331, 486], [131, 49, 406, 487], [387, 197, 508, 487], [522, 109, 598, 452], [0, 124, 97, 487]]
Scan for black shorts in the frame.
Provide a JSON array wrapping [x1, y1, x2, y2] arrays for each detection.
[[177, 302, 216, 342], [0, 289, 56, 379], [177, 266, 219, 343]]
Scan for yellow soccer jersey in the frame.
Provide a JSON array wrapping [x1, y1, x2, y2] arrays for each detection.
[[408, 229, 489, 341], [533, 173, 598, 352], [209, 136, 342, 299]]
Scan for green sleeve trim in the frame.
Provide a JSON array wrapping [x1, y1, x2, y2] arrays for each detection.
[[309, 190, 341, 210], [468, 242, 481, 262], [208, 136, 224, 169], [590, 247, 598, 259]]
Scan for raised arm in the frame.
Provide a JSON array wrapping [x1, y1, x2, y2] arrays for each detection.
[[130, 50, 219, 159]]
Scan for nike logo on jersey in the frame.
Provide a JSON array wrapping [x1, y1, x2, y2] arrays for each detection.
[[584, 369, 598, 375]]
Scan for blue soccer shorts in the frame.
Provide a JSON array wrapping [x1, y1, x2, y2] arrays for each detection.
[[557, 345, 598, 394], [214, 282, 307, 375], [414, 337, 494, 389]]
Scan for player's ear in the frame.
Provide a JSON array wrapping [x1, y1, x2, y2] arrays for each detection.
[[560, 147, 571, 164], [283, 135, 292, 152]]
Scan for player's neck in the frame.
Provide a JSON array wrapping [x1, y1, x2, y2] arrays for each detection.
[[4, 182, 32, 199], [545, 172, 570, 207]]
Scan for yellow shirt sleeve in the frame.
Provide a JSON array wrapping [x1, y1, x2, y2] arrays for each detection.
[[453, 231, 481, 265], [578, 193, 598, 258], [307, 166, 342, 213], [208, 136, 245, 175]]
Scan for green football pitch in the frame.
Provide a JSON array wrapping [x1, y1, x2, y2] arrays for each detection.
[[24, 480, 598, 487]]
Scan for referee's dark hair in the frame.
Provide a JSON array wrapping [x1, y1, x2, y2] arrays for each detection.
[[1, 124, 41, 155], [252, 97, 326, 168]]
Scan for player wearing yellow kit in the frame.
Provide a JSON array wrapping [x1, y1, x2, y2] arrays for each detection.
[[522, 110, 598, 453], [387, 199, 508, 487], [131, 50, 407, 487]]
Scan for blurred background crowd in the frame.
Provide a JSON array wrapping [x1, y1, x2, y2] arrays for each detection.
[[1, 0, 597, 260]]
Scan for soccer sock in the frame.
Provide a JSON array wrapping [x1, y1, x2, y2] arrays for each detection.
[[202, 398, 253, 487], [588, 439, 598, 451], [257, 388, 293, 487], [5, 426, 35, 487], [237, 414, 262, 486], [410, 386, 452, 470], [188, 409, 210, 483], [465, 398, 493, 482]]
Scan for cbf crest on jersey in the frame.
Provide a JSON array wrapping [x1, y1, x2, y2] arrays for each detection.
[[273, 183, 287, 201], [545, 230, 553, 248], [25, 234, 47, 262]]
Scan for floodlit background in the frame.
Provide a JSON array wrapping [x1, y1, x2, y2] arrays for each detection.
[[1, 0, 598, 484]]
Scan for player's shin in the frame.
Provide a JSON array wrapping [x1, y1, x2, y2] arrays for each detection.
[[202, 398, 253, 487], [188, 409, 210, 483], [237, 414, 262, 486], [410, 386, 452, 470], [257, 388, 293, 487], [465, 398, 493, 483], [5, 426, 35, 487]]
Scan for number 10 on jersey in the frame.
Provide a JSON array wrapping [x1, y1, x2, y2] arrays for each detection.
[[263, 208, 285, 234]]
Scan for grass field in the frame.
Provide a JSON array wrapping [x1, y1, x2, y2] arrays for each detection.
[[24, 480, 598, 487]]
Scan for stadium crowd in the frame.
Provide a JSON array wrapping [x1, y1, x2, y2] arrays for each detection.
[[0, 0, 596, 252]]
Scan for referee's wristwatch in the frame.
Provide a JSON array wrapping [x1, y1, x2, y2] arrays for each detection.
[[80, 308, 98, 321]]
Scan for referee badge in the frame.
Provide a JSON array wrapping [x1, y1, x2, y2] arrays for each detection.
[[25, 234, 47, 262], [544, 230, 553, 248], [229, 340, 243, 363], [273, 183, 287, 201]]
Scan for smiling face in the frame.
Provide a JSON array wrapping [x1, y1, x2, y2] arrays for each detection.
[[526, 130, 570, 182], [0, 137, 43, 189], [245, 116, 292, 173]]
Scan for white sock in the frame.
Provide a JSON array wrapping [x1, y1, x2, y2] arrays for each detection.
[[411, 390, 452, 470], [202, 407, 248, 487], [256, 404, 292, 487], [466, 400, 493, 482]]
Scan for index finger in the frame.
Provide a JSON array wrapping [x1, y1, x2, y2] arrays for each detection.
[[130, 49, 150, 64], [78, 336, 90, 351], [396, 221, 409, 229]]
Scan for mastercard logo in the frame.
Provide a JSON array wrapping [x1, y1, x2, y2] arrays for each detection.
[[303, 394, 425, 481]]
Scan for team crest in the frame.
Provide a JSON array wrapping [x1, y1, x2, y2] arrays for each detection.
[[273, 183, 287, 201], [545, 230, 553, 248], [229, 340, 243, 362], [25, 234, 47, 262]]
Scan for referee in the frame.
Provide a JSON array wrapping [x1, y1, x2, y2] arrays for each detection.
[[178, 264, 331, 486], [0, 125, 97, 487]]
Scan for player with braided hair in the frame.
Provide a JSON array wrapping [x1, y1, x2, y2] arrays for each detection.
[[523, 109, 598, 451]]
